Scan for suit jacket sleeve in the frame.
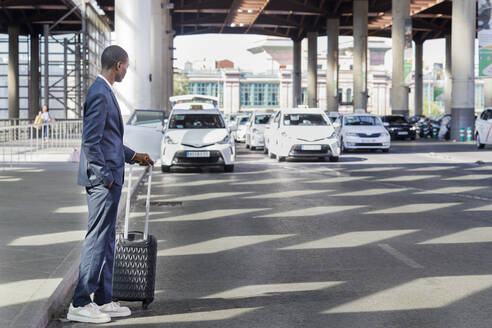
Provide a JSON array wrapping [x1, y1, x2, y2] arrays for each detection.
[[81, 92, 114, 186], [124, 145, 136, 164]]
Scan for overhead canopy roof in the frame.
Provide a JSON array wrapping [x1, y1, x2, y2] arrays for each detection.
[[0, 0, 111, 35], [167, 0, 453, 42], [55, 0, 454, 43]]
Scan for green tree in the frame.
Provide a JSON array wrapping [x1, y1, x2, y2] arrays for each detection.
[[174, 73, 189, 96], [422, 99, 444, 117]]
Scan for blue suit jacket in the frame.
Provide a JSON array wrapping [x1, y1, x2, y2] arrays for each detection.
[[77, 77, 136, 187]]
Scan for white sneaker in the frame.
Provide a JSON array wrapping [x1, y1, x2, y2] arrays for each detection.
[[67, 303, 111, 323], [99, 301, 131, 317]]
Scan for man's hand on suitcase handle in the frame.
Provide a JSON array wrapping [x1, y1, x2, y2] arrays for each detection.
[[134, 153, 154, 167]]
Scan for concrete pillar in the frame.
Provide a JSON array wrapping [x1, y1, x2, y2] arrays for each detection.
[[29, 34, 40, 120], [353, 0, 368, 111], [450, 0, 476, 140], [391, 0, 410, 116], [307, 32, 317, 108], [444, 35, 452, 114], [162, 0, 172, 113], [115, 0, 152, 116], [8, 26, 20, 120], [326, 18, 339, 112], [168, 32, 174, 103], [292, 39, 302, 106], [150, 0, 162, 109], [485, 79, 492, 108], [414, 41, 423, 116], [43, 24, 49, 108]]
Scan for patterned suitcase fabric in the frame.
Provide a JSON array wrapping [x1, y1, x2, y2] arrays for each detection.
[[113, 232, 157, 308]]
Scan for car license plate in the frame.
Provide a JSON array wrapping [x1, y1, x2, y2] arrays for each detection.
[[186, 151, 210, 158], [398, 131, 408, 135], [302, 145, 322, 151]]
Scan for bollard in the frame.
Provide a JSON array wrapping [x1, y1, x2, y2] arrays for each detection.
[[433, 127, 438, 139], [466, 127, 473, 142], [459, 127, 465, 142]]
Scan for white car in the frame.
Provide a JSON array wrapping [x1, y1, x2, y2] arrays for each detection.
[[264, 109, 340, 162], [476, 108, 492, 149], [123, 109, 167, 163], [233, 115, 250, 142], [333, 113, 391, 152], [245, 112, 273, 150], [169, 95, 218, 110], [160, 109, 236, 172]]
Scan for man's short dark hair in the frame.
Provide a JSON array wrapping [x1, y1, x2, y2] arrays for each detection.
[[101, 45, 128, 70]]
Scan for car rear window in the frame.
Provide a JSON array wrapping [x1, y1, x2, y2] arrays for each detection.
[[239, 117, 249, 125], [169, 114, 225, 129], [383, 116, 408, 123], [344, 116, 381, 126], [283, 114, 328, 126], [255, 114, 272, 124]]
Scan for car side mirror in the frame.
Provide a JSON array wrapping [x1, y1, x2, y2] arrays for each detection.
[[383, 122, 390, 127], [332, 122, 340, 128], [229, 125, 238, 132]]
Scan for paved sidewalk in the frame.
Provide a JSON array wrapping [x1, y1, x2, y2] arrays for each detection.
[[0, 162, 146, 328]]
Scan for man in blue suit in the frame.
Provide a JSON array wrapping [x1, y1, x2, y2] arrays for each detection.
[[67, 45, 154, 324]]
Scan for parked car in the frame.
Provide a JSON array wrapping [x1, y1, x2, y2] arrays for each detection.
[[233, 115, 250, 142], [245, 112, 273, 150], [476, 108, 492, 149], [327, 111, 340, 123], [429, 114, 451, 140], [160, 108, 236, 172], [333, 113, 391, 152], [380, 115, 417, 140], [123, 109, 167, 162], [169, 95, 218, 110], [264, 108, 340, 162], [408, 115, 425, 124]]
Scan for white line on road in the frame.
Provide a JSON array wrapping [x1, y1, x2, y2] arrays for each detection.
[[378, 243, 424, 269]]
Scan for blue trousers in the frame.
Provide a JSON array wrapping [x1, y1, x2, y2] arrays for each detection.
[[72, 183, 122, 307]]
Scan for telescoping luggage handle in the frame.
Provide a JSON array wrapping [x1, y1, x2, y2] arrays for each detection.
[[124, 166, 152, 241]]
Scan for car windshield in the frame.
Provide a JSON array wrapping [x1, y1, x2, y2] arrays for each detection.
[[128, 110, 165, 126], [169, 114, 225, 129], [383, 116, 408, 124], [283, 114, 327, 126], [238, 117, 249, 125], [344, 115, 381, 126], [255, 114, 272, 124]]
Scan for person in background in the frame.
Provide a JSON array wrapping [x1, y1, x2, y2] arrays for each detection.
[[40, 105, 51, 140]]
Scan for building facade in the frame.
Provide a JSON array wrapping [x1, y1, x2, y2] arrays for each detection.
[[182, 37, 486, 116]]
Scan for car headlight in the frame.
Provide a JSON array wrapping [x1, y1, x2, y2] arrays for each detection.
[[252, 128, 258, 133], [410, 126, 417, 131], [325, 132, 337, 139], [164, 136, 178, 144], [346, 132, 358, 137], [217, 135, 231, 144]]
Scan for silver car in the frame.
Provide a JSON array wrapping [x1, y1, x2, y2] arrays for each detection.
[[245, 112, 273, 150]]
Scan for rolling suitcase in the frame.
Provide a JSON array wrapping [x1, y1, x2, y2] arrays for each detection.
[[112, 167, 157, 309]]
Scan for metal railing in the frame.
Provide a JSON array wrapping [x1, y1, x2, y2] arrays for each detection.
[[0, 120, 83, 164]]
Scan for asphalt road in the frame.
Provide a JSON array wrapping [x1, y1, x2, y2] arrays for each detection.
[[55, 140, 492, 328]]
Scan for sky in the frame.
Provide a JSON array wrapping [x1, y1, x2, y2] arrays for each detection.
[[174, 34, 448, 73]]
